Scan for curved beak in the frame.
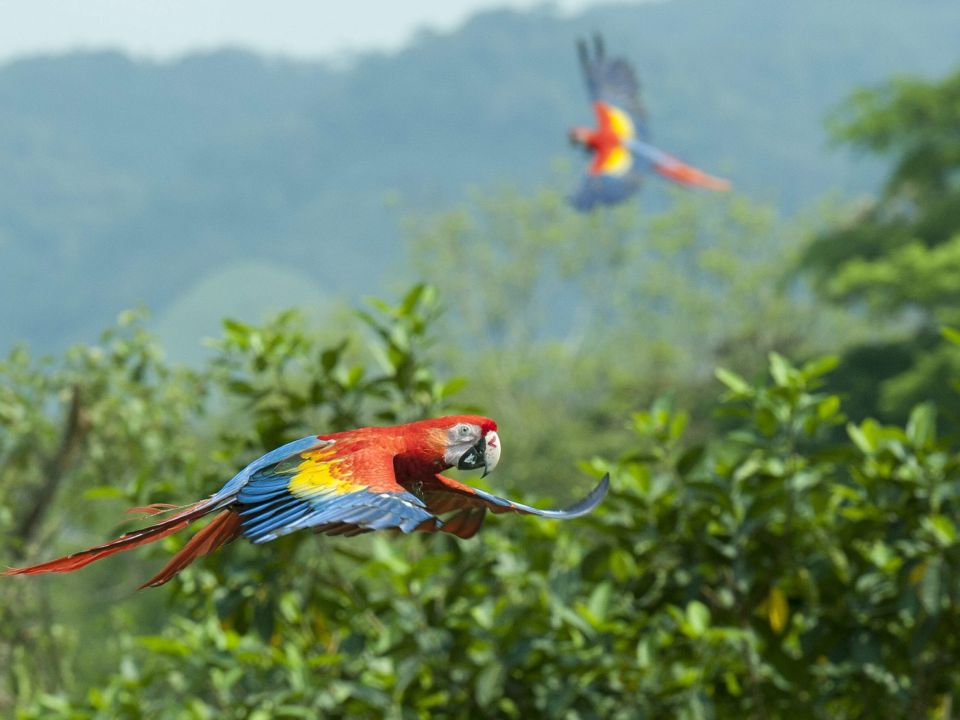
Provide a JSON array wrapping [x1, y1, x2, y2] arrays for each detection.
[[457, 437, 489, 476]]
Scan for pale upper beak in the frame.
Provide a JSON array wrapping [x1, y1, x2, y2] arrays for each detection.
[[456, 430, 501, 478]]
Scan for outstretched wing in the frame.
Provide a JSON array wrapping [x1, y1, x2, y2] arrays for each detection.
[[216, 436, 438, 543], [578, 34, 648, 139], [423, 473, 610, 538]]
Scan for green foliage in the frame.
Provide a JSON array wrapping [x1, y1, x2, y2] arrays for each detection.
[[210, 283, 457, 452], [7, 300, 960, 717], [0, 287, 463, 717], [408, 186, 861, 497], [592, 353, 960, 717], [802, 65, 960, 422], [0, 310, 207, 706]]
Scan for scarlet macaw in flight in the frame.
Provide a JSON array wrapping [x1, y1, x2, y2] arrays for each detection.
[[568, 35, 730, 211], [4, 416, 608, 589]]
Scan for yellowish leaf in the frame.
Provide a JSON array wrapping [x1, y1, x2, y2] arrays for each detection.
[[767, 586, 789, 634]]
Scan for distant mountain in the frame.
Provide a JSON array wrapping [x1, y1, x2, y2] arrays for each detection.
[[1, 0, 958, 353]]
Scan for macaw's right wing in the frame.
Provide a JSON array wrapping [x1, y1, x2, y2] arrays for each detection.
[[570, 171, 643, 212], [224, 436, 440, 544], [423, 473, 610, 538], [578, 34, 648, 140]]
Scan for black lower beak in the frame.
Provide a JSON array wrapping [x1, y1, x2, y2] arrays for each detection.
[[457, 438, 487, 473]]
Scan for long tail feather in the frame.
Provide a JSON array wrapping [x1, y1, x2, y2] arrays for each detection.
[[125, 503, 185, 517], [654, 160, 731, 191], [138, 510, 242, 589], [2, 501, 213, 578]]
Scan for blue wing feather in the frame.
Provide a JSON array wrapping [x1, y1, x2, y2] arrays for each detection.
[[470, 474, 610, 519], [579, 35, 648, 139], [570, 173, 642, 211], [238, 475, 435, 543], [202, 435, 438, 543], [210, 435, 325, 504]]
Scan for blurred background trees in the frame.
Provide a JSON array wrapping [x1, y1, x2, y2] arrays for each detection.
[[801, 67, 960, 425]]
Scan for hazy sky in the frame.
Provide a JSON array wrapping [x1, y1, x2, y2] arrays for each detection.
[[0, 0, 607, 63]]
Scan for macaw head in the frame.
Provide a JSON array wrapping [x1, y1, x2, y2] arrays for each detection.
[[442, 417, 501, 478], [569, 126, 595, 150]]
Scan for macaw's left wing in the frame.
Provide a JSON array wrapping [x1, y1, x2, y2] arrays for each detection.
[[578, 34, 648, 138], [423, 473, 610, 538], [235, 439, 438, 543]]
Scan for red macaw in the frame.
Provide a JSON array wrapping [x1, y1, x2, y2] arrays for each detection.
[[568, 35, 731, 211], [4, 416, 608, 589]]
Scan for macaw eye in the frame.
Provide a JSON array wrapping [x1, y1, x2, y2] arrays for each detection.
[[459, 425, 472, 436]]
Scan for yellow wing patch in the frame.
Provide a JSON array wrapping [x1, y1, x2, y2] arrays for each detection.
[[287, 446, 356, 499], [598, 146, 633, 176], [606, 105, 635, 141]]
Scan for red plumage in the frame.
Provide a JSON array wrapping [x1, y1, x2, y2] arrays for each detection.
[[3, 501, 210, 578]]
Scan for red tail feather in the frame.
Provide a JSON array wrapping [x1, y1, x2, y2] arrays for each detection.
[[2, 501, 213, 579], [654, 161, 731, 191], [126, 503, 184, 517], [139, 510, 242, 589]]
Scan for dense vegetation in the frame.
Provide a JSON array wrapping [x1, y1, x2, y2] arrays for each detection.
[[5, 296, 960, 718], [3, 3, 960, 718], [802, 68, 960, 425]]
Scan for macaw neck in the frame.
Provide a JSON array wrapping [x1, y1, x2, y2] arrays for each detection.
[[573, 126, 600, 151], [393, 428, 449, 482], [586, 126, 620, 154]]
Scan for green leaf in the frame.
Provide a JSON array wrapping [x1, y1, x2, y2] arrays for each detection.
[[923, 514, 956, 546], [684, 601, 711, 637], [320, 343, 346, 372], [475, 663, 505, 707], [439, 377, 467, 398], [906, 402, 936, 449], [587, 582, 612, 622], [82, 486, 125, 500], [817, 394, 842, 421], [221, 318, 251, 347], [800, 355, 839, 380], [400, 283, 427, 315], [941, 326, 960, 346], [847, 421, 875, 454], [715, 367, 752, 394], [768, 352, 793, 387], [137, 636, 192, 657]]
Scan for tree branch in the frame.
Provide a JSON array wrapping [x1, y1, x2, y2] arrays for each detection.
[[13, 385, 90, 551]]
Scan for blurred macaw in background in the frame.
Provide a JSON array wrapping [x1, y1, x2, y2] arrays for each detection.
[[4, 416, 608, 589], [568, 34, 731, 211]]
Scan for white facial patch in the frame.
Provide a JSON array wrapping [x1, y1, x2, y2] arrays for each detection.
[[444, 422, 481, 466], [483, 430, 501, 473]]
